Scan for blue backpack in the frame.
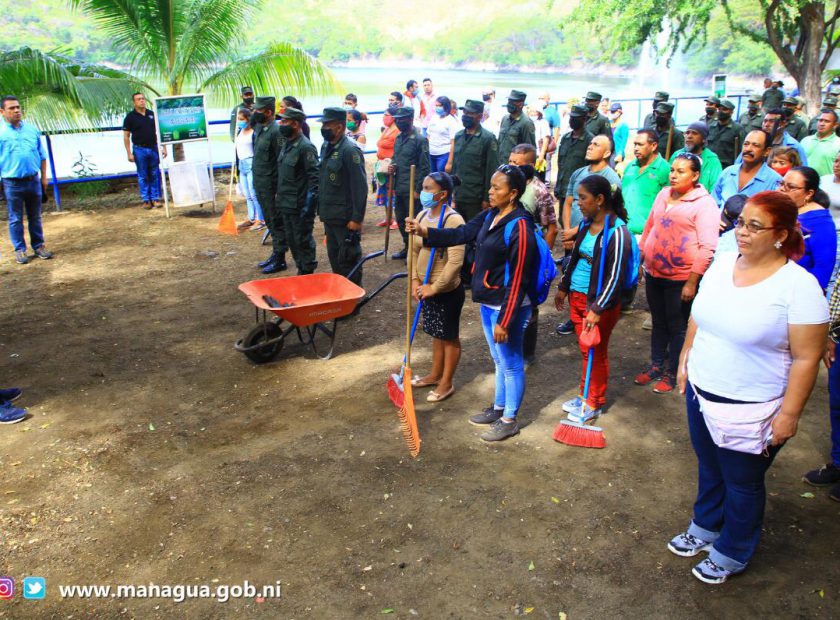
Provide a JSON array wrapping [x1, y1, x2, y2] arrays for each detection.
[[602, 216, 641, 290], [501, 215, 557, 305]]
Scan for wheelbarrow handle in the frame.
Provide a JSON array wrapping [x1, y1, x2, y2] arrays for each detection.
[[345, 250, 384, 283]]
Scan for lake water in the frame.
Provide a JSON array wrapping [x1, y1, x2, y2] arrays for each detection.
[[46, 66, 719, 180]]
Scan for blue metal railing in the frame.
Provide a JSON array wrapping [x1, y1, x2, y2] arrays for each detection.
[[42, 93, 750, 210]]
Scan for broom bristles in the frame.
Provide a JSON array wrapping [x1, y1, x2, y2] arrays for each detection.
[[387, 372, 405, 409], [552, 420, 606, 449]]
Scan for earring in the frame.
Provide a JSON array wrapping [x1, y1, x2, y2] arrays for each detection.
[[774, 240, 783, 249]]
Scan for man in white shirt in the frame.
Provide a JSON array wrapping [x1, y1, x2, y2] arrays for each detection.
[[481, 88, 505, 138], [419, 77, 437, 135]]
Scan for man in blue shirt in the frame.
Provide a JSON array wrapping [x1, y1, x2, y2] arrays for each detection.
[[712, 129, 782, 208], [735, 108, 808, 167], [0, 96, 53, 264]]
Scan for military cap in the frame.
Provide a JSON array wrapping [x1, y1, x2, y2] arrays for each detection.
[[321, 106, 347, 122], [704, 96, 721, 105], [782, 96, 798, 106], [654, 91, 669, 101], [569, 104, 588, 117], [747, 94, 762, 103], [823, 96, 838, 107], [391, 106, 414, 119], [459, 99, 485, 114], [254, 96, 275, 109], [829, 86, 840, 96], [279, 107, 306, 122], [654, 101, 675, 114], [719, 99, 736, 111], [584, 91, 602, 101], [507, 90, 527, 102], [241, 85, 254, 94]]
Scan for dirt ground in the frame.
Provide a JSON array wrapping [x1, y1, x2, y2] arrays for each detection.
[[0, 173, 838, 619]]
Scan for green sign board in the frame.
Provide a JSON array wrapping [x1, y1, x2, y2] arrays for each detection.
[[155, 94, 208, 144], [713, 74, 727, 99]]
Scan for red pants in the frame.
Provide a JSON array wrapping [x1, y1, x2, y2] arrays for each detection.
[[569, 291, 622, 409]]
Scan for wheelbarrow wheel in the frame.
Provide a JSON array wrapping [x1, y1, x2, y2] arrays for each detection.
[[241, 322, 284, 364]]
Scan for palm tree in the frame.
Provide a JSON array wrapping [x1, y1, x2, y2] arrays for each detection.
[[68, 0, 339, 101], [0, 47, 152, 131]]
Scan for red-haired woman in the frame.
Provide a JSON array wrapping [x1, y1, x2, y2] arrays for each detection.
[[672, 190, 828, 584]]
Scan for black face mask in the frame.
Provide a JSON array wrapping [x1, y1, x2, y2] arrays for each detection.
[[320, 126, 336, 142], [717, 111, 731, 122], [395, 119, 413, 133], [482, 95, 492, 102], [705, 106, 717, 116], [655, 114, 669, 128], [506, 103, 519, 114], [461, 114, 476, 129], [569, 116, 584, 130], [278, 124, 294, 138], [251, 111, 267, 125], [748, 105, 759, 114], [242, 96, 254, 106], [585, 101, 598, 112]]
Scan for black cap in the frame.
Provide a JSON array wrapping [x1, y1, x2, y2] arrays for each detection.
[[507, 90, 527, 102], [748, 94, 762, 104], [321, 106, 347, 123], [279, 107, 306, 122], [241, 86, 254, 95], [823, 96, 838, 107], [655, 101, 675, 114], [654, 91, 669, 101], [569, 104, 588, 117], [719, 99, 736, 111], [704, 96, 721, 105], [391, 106, 414, 119], [254, 96, 275, 109], [782, 96, 798, 106], [460, 99, 485, 114], [585, 91, 602, 101], [686, 121, 709, 138], [722, 194, 748, 227]]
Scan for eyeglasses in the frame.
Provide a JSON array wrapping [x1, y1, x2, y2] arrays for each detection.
[[779, 181, 804, 191], [735, 217, 776, 234]]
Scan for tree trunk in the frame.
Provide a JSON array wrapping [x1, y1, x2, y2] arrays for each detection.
[[795, 3, 827, 117]]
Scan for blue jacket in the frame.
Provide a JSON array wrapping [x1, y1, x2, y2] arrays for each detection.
[[798, 208, 837, 290], [426, 207, 537, 329]]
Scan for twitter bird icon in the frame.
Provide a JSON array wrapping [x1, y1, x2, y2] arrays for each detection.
[[22, 577, 45, 600]]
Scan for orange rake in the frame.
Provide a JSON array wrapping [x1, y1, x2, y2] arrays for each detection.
[[389, 164, 421, 457]]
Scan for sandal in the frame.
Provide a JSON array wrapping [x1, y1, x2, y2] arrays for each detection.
[[427, 387, 455, 402], [411, 376, 438, 388]]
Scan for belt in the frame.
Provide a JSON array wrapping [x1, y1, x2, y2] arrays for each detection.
[[2, 174, 37, 182], [133, 144, 156, 149]]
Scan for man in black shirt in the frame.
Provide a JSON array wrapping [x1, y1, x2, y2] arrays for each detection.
[[122, 92, 166, 209]]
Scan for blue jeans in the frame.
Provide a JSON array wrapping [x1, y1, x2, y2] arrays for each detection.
[[3, 177, 45, 252], [133, 145, 161, 202], [429, 153, 449, 172], [685, 384, 781, 571], [480, 304, 532, 419], [829, 356, 840, 467], [237, 157, 264, 222]]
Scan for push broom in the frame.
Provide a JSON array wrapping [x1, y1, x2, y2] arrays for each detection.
[[553, 215, 612, 449]]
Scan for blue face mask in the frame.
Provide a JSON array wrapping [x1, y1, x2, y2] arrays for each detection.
[[435, 107, 446, 117], [419, 191, 438, 208], [236, 120, 247, 130]]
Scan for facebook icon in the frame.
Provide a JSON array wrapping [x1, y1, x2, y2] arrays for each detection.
[[22, 577, 45, 600]]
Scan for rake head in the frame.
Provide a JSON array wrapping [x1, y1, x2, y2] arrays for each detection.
[[396, 366, 421, 457]]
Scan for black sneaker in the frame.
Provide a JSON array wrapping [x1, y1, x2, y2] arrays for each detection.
[[257, 253, 278, 269], [803, 463, 840, 487], [468, 406, 503, 426], [480, 418, 520, 442], [261, 258, 288, 274], [391, 248, 408, 261], [555, 319, 574, 335]]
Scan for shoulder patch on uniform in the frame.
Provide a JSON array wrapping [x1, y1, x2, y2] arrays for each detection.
[[490, 142, 497, 151], [352, 152, 361, 164]]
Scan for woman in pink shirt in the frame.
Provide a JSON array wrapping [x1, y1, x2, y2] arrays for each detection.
[[635, 153, 720, 393]]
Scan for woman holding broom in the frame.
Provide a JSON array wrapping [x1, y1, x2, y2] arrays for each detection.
[[555, 175, 632, 422], [405, 164, 537, 442], [410, 172, 466, 403]]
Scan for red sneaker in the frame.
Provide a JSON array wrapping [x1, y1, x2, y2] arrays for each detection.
[[377, 219, 388, 227], [652, 373, 675, 394], [389, 220, 398, 230], [634, 364, 662, 386]]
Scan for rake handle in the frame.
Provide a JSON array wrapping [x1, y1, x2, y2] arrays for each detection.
[[405, 165, 416, 367]]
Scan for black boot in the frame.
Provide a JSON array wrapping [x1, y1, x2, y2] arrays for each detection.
[[262, 254, 288, 274], [257, 252, 278, 269], [391, 248, 407, 260]]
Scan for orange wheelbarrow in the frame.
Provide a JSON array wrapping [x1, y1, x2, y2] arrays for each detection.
[[234, 251, 406, 362]]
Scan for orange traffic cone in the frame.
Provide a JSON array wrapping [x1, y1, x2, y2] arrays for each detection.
[[218, 201, 238, 235]]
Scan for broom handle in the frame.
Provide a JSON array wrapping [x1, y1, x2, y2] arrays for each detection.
[[408, 204, 448, 345], [405, 165, 416, 367], [583, 215, 611, 403], [384, 173, 394, 258], [665, 124, 674, 161], [228, 153, 237, 202]]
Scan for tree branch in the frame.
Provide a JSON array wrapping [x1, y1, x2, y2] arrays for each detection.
[[764, 0, 799, 74]]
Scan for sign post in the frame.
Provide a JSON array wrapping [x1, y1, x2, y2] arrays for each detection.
[[153, 94, 216, 217]]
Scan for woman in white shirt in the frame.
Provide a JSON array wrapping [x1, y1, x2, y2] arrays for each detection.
[[426, 96, 459, 173], [528, 106, 552, 182], [673, 190, 828, 585], [234, 108, 265, 231]]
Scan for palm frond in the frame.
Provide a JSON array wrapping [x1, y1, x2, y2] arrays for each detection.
[[199, 43, 341, 106]]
